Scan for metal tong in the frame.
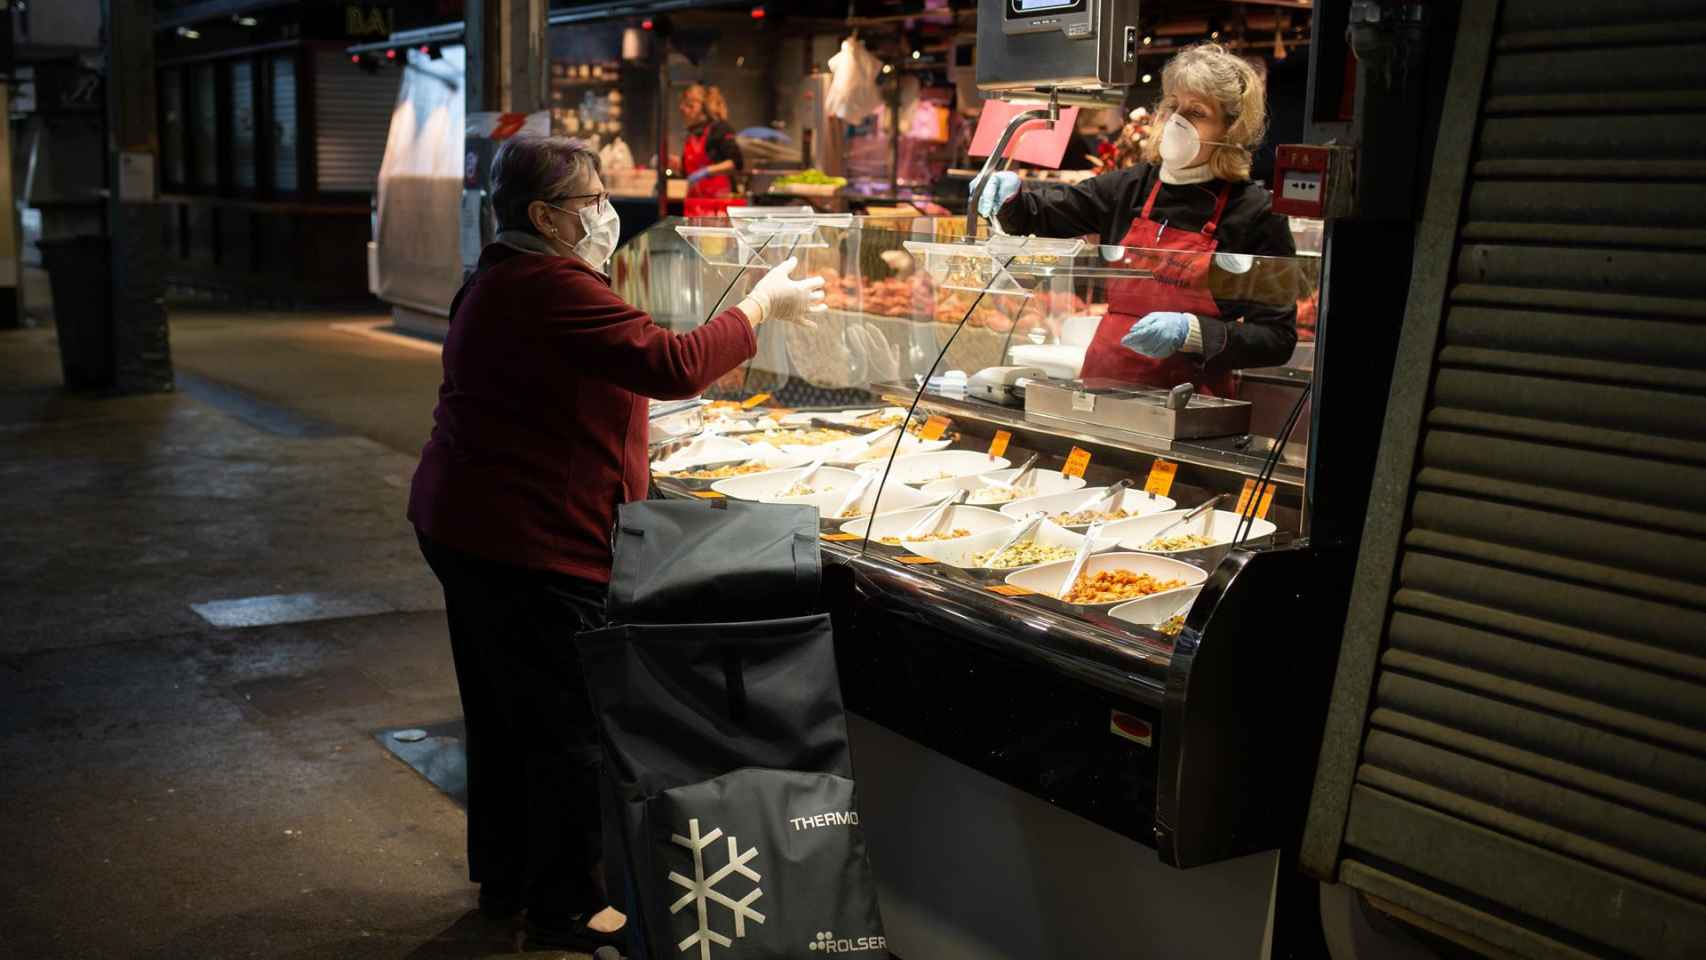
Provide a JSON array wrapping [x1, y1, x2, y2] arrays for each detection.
[[1073, 479, 1132, 518], [1056, 520, 1105, 600], [978, 453, 1040, 493], [900, 489, 970, 541], [1146, 494, 1224, 543], [984, 513, 1046, 570], [829, 471, 876, 521]]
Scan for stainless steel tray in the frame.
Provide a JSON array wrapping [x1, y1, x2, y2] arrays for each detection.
[[1023, 378, 1251, 440]]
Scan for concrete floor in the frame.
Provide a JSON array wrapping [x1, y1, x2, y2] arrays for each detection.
[[0, 309, 594, 958]]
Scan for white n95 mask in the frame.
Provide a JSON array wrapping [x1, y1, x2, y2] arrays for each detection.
[[1158, 112, 1234, 172], [573, 197, 620, 268]]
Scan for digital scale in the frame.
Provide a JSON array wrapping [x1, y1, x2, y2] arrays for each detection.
[[977, 0, 1141, 99]]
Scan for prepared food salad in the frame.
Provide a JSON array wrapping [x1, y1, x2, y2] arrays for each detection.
[[1052, 507, 1133, 526], [1142, 533, 1217, 552], [878, 528, 971, 546], [851, 411, 910, 431], [667, 461, 771, 480], [1156, 614, 1187, 636], [745, 428, 854, 447], [778, 482, 819, 497], [970, 540, 1076, 569], [968, 486, 1022, 505], [1061, 570, 1186, 604]]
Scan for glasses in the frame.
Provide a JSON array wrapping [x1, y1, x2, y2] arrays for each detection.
[[546, 192, 610, 216], [551, 191, 608, 206]]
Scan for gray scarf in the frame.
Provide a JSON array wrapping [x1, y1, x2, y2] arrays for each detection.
[[495, 229, 559, 257]]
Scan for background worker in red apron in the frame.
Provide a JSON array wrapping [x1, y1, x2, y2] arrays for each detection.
[[678, 84, 743, 197], [973, 44, 1298, 395]]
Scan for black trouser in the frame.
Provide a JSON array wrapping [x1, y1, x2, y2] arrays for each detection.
[[417, 531, 607, 918]]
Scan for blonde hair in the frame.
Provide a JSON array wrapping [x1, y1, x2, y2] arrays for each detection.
[[1140, 43, 1267, 181], [684, 83, 729, 122]]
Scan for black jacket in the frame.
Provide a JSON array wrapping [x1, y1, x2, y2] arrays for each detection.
[[997, 163, 1302, 372]]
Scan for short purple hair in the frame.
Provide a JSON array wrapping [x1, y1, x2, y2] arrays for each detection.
[[490, 135, 602, 232]]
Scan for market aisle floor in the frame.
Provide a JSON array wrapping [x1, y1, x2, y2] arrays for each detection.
[[0, 312, 594, 959]]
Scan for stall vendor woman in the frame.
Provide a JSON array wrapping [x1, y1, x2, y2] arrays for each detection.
[[974, 43, 1297, 395], [679, 84, 744, 198]]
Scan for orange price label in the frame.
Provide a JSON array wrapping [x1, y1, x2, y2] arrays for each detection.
[[1235, 479, 1278, 520], [693, 491, 726, 499], [1145, 460, 1178, 497], [1256, 483, 1277, 520], [896, 555, 937, 565], [920, 415, 951, 441], [740, 392, 772, 409], [987, 430, 1012, 460], [1061, 447, 1092, 479], [820, 532, 861, 542], [988, 584, 1034, 597]]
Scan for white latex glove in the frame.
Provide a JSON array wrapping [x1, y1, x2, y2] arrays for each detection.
[[741, 256, 828, 328]]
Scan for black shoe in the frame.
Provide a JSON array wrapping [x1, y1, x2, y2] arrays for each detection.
[[525, 911, 628, 952]]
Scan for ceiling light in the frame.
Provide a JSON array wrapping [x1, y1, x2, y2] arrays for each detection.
[[235, 15, 258, 27]]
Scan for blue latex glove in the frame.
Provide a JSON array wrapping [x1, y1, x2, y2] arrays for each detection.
[[686, 168, 711, 185], [738, 126, 791, 142], [972, 171, 1021, 220], [1121, 312, 1193, 358]]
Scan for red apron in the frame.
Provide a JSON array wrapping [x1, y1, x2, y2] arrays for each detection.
[[1080, 180, 1236, 397], [684, 124, 732, 198]]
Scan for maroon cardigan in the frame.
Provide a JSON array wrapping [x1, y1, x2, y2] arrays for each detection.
[[408, 243, 757, 582]]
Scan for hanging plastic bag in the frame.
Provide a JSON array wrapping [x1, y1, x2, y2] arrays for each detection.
[[825, 37, 883, 124]]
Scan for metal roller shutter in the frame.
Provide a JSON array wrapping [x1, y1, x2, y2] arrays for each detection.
[[312, 46, 399, 193], [231, 60, 256, 190], [270, 54, 299, 192], [1301, 1, 1706, 957]]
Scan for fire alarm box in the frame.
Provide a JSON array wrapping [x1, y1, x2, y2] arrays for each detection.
[[1271, 144, 1355, 219]]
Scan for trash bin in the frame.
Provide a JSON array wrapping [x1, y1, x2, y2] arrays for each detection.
[[38, 235, 113, 390]]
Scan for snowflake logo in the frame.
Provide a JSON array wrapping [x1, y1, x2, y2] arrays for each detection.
[[668, 818, 766, 958]]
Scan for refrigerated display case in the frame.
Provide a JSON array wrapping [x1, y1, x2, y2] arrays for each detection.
[[615, 211, 1365, 874]]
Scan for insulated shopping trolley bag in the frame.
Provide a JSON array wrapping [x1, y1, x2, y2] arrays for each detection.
[[580, 500, 886, 959]]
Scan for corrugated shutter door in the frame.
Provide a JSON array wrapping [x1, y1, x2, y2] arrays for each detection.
[[230, 60, 256, 190], [192, 63, 218, 188], [270, 54, 299, 193], [312, 46, 399, 193], [1302, 1, 1706, 958]]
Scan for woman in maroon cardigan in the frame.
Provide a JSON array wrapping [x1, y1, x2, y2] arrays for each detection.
[[408, 136, 822, 951]]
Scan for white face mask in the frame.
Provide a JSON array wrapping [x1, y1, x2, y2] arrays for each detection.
[[572, 197, 620, 268], [1157, 112, 1233, 171]]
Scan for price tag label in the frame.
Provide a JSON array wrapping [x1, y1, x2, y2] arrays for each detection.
[[1235, 479, 1278, 520], [741, 392, 772, 409], [1061, 447, 1092, 479], [920, 415, 951, 441], [1256, 483, 1277, 520], [896, 555, 937, 565], [987, 430, 1012, 460], [693, 491, 726, 499], [988, 584, 1034, 597], [820, 532, 861, 542], [1145, 459, 1178, 497]]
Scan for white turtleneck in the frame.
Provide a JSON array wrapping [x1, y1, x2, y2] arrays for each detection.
[[1158, 161, 1216, 186]]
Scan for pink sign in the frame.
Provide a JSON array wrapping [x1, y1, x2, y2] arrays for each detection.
[[968, 101, 1081, 169]]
